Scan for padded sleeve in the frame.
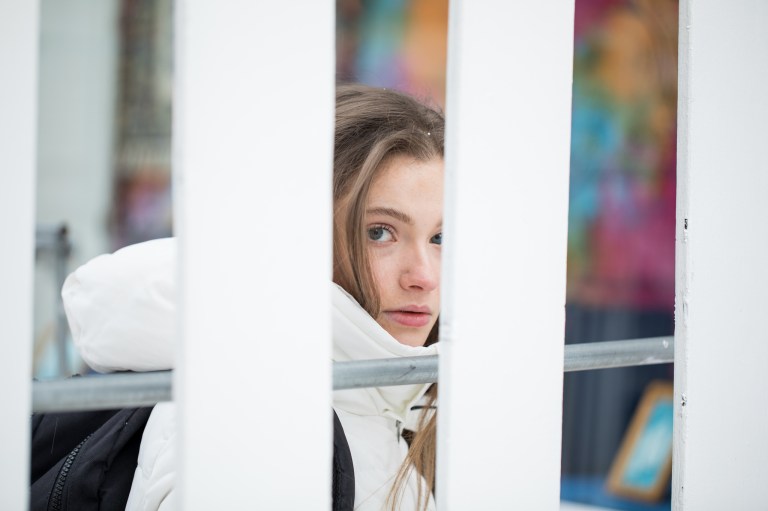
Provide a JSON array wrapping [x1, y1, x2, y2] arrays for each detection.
[[62, 237, 177, 373], [125, 402, 177, 511]]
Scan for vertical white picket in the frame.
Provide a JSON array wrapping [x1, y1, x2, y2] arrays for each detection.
[[173, 1, 334, 508], [438, 1, 574, 509], [673, 1, 768, 509], [0, 1, 39, 509]]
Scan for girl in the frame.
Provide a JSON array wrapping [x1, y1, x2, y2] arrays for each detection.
[[332, 84, 443, 510], [58, 84, 444, 510]]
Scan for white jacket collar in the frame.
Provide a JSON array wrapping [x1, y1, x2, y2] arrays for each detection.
[[332, 284, 437, 423]]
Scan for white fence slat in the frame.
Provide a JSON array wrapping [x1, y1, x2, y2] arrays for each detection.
[[0, 1, 39, 509], [438, 1, 575, 509], [673, 1, 768, 509], [174, 1, 335, 508]]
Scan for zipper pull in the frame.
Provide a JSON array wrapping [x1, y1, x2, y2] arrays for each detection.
[[396, 420, 402, 443]]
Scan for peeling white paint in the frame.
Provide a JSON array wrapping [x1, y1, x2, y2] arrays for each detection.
[[674, 1, 768, 508]]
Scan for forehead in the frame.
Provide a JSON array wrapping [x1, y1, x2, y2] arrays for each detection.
[[367, 155, 444, 215]]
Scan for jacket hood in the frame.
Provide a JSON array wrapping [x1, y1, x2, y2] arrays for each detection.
[[62, 238, 177, 373], [63, 238, 437, 419]]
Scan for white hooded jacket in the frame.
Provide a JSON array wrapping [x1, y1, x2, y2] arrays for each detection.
[[62, 238, 437, 510]]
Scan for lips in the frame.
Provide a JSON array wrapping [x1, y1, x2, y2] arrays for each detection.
[[383, 306, 432, 328]]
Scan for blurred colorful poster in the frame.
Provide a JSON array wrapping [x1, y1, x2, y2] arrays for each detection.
[[568, 0, 678, 311], [337, 0, 448, 107]]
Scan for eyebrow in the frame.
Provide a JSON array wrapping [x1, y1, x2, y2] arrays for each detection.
[[366, 207, 413, 225]]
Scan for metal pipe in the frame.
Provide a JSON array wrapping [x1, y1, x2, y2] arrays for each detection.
[[53, 225, 71, 376], [564, 336, 673, 372], [33, 371, 172, 413], [35, 224, 72, 376], [35, 224, 68, 252], [334, 355, 438, 391], [32, 336, 674, 413]]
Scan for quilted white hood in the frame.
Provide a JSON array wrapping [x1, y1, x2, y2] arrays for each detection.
[[62, 237, 436, 386], [62, 238, 178, 373]]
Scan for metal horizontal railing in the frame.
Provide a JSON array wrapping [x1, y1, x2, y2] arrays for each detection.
[[32, 336, 673, 413], [35, 224, 71, 254]]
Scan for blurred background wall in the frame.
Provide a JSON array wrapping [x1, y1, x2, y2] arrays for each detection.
[[34, 0, 119, 377]]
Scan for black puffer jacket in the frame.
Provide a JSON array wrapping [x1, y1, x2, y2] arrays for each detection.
[[31, 406, 354, 510]]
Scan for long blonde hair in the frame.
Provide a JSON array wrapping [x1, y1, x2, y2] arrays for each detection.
[[333, 84, 443, 509]]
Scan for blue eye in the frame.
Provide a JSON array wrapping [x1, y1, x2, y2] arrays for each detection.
[[430, 233, 442, 245], [368, 226, 394, 242]]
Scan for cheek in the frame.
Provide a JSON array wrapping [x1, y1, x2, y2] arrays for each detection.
[[368, 251, 398, 295]]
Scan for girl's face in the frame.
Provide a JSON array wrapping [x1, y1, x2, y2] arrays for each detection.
[[365, 155, 443, 347]]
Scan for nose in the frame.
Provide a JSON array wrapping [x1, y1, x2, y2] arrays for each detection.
[[399, 244, 439, 292]]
